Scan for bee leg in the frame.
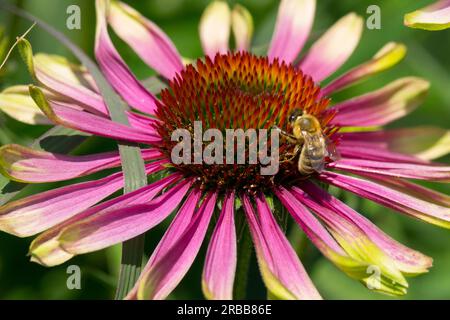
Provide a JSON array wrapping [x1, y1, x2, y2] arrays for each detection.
[[281, 144, 302, 163], [271, 126, 299, 144]]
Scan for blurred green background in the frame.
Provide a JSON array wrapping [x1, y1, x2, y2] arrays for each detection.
[[0, 0, 449, 299]]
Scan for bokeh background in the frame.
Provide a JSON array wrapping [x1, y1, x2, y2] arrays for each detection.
[[0, 0, 449, 299]]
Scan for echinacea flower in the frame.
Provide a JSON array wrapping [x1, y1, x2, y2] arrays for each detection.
[[1, 0, 450, 300], [404, 0, 450, 30]]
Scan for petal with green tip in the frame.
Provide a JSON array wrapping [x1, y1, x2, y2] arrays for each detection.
[[329, 77, 430, 127], [0, 144, 162, 183], [323, 42, 407, 96], [404, 0, 450, 31], [299, 13, 363, 82], [0, 85, 51, 125]]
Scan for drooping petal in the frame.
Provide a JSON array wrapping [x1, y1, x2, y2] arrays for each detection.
[[0, 86, 51, 125], [404, 0, 450, 31], [0, 161, 166, 238], [328, 158, 450, 182], [231, 4, 253, 52], [322, 42, 407, 96], [202, 192, 236, 300], [299, 13, 363, 82], [29, 171, 179, 267], [33, 54, 108, 115], [0, 144, 162, 183], [58, 179, 192, 255], [302, 182, 433, 276], [276, 186, 408, 294], [107, 1, 183, 80], [329, 77, 429, 127], [16, 38, 107, 116], [319, 171, 450, 229], [199, 1, 231, 57], [243, 193, 321, 300], [0, 173, 121, 237], [336, 143, 429, 165], [290, 186, 411, 294], [356, 173, 450, 208], [29, 85, 161, 145], [268, 0, 315, 64], [125, 188, 202, 300], [340, 127, 450, 161], [275, 187, 347, 254], [95, 0, 159, 114], [136, 192, 217, 300]]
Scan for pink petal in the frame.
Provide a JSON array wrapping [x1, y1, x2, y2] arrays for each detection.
[[360, 173, 450, 208], [275, 186, 345, 254], [107, 1, 183, 80], [33, 54, 108, 116], [0, 161, 166, 237], [0, 144, 162, 183], [243, 193, 321, 300], [299, 13, 363, 82], [95, 0, 159, 114], [340, 127, 450, 161], [29, 170, 179, 267], [290, 186, 409, 292], [328, 158, 450, 182], [322, 42, 407, 96], [202, 192, 236, 300], [32, 91, 161, 145], [277, 186, 409, 294], [302, 182, 432, 275], [58, 178, 193, 255], [127, 111, 161, 131], [136, 192, 218, 300], [319, 171, 450, 229], [268, 0, 315, 64], [337, 143, 429, 165], [126, 188, 202, 299], [0, 173, 120, 237], [329, 77, 429, 127]]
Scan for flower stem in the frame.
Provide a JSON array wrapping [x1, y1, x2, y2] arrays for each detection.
[[114, 235, 145, 299], [233, 224, 252, 300]]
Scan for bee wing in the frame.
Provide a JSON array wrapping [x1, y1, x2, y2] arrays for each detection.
[[325, 137, 341, 161], [302, 131, 326, 172]]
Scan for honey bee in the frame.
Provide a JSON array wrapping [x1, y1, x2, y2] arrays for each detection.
[[273, 109, 338, 175]]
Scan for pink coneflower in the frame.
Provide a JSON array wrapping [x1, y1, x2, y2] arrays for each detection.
[[0, 0, 449, 300]]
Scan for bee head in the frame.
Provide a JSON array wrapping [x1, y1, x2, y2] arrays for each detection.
[[288, 109, 303, 125]]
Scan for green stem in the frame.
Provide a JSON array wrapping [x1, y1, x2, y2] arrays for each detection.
[[233, 224, 252, 300]]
